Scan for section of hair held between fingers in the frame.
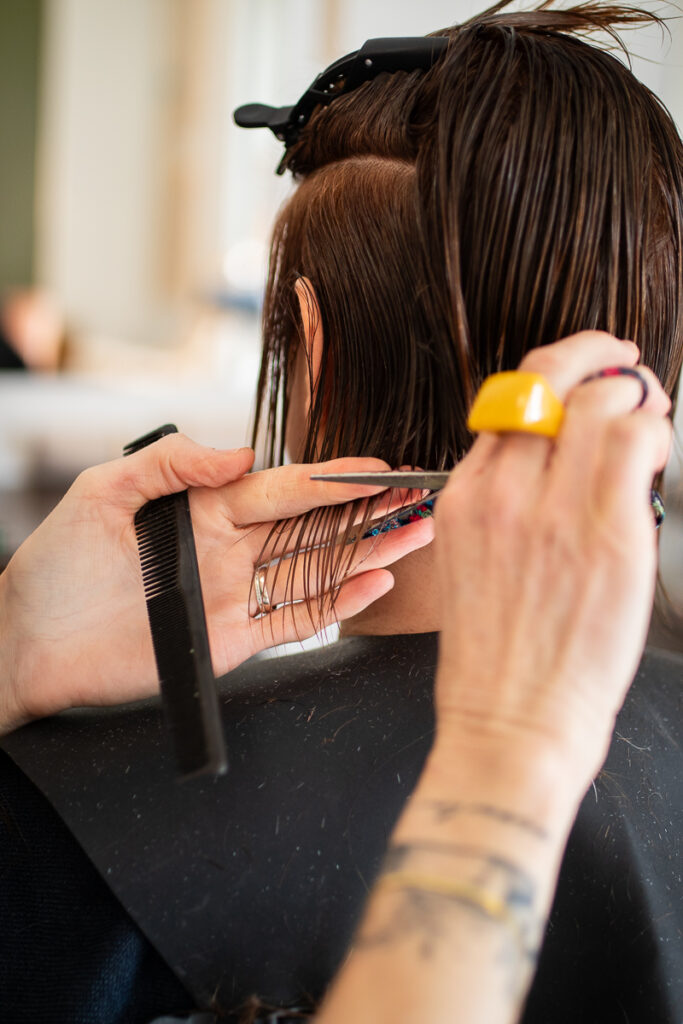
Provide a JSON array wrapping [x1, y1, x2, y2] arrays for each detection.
[[248, 490, 433, 624]]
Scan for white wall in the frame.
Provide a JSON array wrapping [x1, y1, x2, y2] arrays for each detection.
[[37, 0, 181, 345]]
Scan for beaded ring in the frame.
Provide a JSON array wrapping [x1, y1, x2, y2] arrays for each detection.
[[581, 365, 649, 408]]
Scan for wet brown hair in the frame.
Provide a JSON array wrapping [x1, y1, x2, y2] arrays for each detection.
[[252, 1, 683, 620]]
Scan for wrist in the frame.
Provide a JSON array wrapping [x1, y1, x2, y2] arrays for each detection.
[[387, 723, 585, 942], [430, 649, 616, 821], [417, 723, 588, 841]]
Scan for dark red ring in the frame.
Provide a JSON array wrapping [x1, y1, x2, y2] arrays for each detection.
[[580, 366, 649, 409]]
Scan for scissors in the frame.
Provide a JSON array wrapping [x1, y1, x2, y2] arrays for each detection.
[[311, 471, 666, 529], [309, 470, 449, 535], [310, 470, 450, 494]]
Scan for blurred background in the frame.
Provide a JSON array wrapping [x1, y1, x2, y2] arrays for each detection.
[[0, 0, 681, 644]]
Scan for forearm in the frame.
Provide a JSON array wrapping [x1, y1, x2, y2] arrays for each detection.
[[317, 727, 587, 1024], [319, 334, 665, 1023]]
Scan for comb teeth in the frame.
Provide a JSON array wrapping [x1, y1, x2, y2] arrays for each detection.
[[135, 498, 181, 599]]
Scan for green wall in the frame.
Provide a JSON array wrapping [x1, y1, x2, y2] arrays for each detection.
[[0, 0, 42, 289]]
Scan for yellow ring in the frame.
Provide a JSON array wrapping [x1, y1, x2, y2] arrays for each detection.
[[466, 371, 564, 438]]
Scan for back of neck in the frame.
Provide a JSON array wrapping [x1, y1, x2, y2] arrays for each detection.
[[340, 543, 440, 637]]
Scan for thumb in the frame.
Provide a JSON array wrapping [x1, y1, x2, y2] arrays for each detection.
[[89, 435, 255, 511]]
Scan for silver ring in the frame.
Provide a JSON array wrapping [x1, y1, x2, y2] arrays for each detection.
[[253, 567, 272, 616]]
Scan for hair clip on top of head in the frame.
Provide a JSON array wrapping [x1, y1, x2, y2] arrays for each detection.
[[233, 36, 448, 173]]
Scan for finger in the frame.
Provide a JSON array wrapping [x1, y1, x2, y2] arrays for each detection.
[[461, 334, 643, 488], [519, 331, 640, 399], [220, 457, 401, 525], [86, 435, 256, 511], [250, 516, 435, 612], [244, 483, 431, 562], [548, 405, 672, 542], [249, 569, 396, 647], [485, 364, 670, 495], [593, 413, 673, 535], [566, 365, 670, 419]]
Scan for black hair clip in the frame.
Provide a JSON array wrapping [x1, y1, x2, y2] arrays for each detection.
[[233, 36, 448, 173]]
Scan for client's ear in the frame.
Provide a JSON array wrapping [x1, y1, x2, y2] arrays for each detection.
[[295, 277, 324, 404], [285, 277, 325, 460]]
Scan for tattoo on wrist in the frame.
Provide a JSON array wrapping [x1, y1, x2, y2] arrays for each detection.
[[355, 841, 543, 997], [422, 800, 550, 840], [383, 841, 529, 879]]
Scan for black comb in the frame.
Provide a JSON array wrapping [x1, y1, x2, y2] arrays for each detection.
[[124, 424, 227, 779]]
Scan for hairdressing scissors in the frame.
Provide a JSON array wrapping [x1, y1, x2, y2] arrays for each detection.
[[310, 470, 449, 494], [310, 471, 448, 536], [311, 471, 665, 528]]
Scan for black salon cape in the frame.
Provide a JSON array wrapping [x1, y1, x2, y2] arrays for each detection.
[[1, 634, 681, 1024]]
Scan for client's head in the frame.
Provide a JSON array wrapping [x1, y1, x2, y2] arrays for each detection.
[[249, 1, 683, 612], [254, 1, 682, 472]]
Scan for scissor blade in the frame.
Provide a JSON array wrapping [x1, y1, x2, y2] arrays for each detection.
[[310, 470, 450, 492]]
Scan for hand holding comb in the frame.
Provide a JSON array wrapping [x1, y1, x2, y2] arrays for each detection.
[[124, 424, 227, 778]]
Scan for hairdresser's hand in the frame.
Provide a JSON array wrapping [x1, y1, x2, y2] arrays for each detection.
[[0, 439, 432, 734], [430, 330, 672, 791]]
